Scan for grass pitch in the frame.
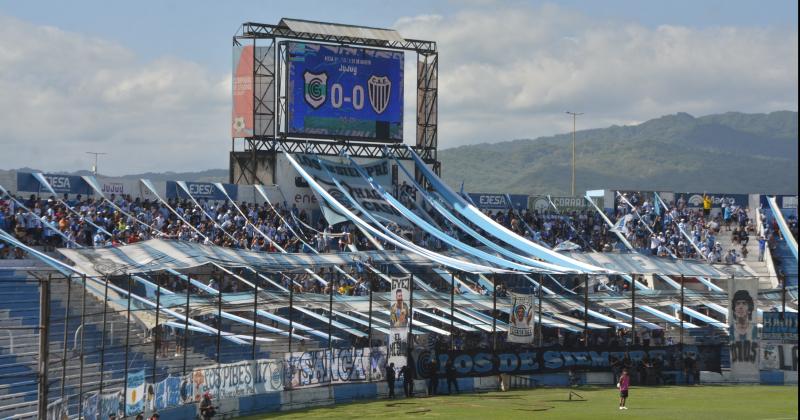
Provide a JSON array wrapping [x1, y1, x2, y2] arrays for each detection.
[[240, 385, 798, 420]]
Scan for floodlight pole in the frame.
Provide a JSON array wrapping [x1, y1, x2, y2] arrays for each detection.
[[631, 275, 636, 345], [85, 151, 107, 176], [36, 275, 50, 419], [450, 273, 455, 351], [680, 275, 685, 350], [583, 275, 589, 347], [537, 274, 543, 347], [565, 112, 583, 196], [492, 274, 497, 352]]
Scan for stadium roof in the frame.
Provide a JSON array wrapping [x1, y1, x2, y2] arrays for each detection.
[[278, 18, 405, 43]]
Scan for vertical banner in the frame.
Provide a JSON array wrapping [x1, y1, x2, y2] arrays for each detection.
[[99, 391, 121, 419], [83, 392, 99, 420], [154, 378, 168, 411], [507, 293, 535, 344], [125, 370, 146, 416], [46, 398, 68, 420], [232, 45, 254, 137], [388, 276, 410, 375], [728, 278, 760, 382], [166, 376, 184, 408]]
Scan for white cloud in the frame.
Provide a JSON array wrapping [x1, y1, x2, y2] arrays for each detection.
[[0, 15, 230, 175], [394, 5, 798, 148], [0, 6, 796, 176]]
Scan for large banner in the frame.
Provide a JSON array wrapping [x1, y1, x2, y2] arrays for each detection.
[[191, 359, 283, 402], [529, 196, 593, 212], [413, 345, 721, 378], [232, 44, 254, 137], [678, 192, 750, 209], [760, 343, 798, 372], [466, 193, 528, 211], [284, 347, 386, 389], [293, 154, 412, 228], [16, 172, 93, 195], [388, 276, 411, 376], [762, 312, 798, 341], [728, 278, 760, 381], [165, 181, 239, 201], [287, 42, 404, 141], [507, 293, 534, 344], [125, 370, 146, 416]]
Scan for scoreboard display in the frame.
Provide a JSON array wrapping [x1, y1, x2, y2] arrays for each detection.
[[286, 42, 404, 142]]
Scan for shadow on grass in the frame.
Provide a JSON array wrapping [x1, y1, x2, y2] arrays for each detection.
[[385, 402, 416, 407], [405, 408, 432, 414], [473, 395, 524, 400], [544, 399, 588, 403], [513, 406, 555, 412]]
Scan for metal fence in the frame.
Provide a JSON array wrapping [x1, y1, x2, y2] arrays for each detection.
[[1, 268, 796, 419]]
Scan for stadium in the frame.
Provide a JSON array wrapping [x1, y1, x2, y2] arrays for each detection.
[[0, 17, 797, 420]]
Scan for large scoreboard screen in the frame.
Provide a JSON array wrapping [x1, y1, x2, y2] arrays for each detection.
[[286, 42, 404, 142]]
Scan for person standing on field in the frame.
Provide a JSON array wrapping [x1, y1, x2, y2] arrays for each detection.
[[618, 368, 630, 410]]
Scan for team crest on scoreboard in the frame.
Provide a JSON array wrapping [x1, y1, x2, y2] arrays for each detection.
[[367, 75, 391, 114], [304, 71, 328, 109]]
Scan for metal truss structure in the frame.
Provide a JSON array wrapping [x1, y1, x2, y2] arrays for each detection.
[[231, 19, 439, 184]]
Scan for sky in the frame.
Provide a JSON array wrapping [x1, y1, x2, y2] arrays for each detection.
[[0, 0, 797, 175]]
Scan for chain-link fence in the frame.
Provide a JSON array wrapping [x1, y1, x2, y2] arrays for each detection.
[[1, 268, 797, 419]]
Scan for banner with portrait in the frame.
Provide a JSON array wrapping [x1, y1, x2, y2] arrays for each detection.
[[728, 277, 760, 382], [507, 293, 534, 344], [388, 275, 411, 376]]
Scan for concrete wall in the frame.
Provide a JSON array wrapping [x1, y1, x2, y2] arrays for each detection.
[[152, 372, 612, 419]]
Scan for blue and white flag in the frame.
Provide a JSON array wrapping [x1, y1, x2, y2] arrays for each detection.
[[166, 376, 183, 408], [83, 393, 99, 420], [610, 216, 627, 234], [99, 392, 121, 419], [155, 378, 168, 411], [553, 240, 581, 252], [125, 370, 146, 416]]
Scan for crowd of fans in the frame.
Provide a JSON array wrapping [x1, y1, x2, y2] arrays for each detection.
[[0, 192, 346, 255], [0, 189, 788, 283]]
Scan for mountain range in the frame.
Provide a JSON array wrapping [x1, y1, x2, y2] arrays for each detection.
[[440, 111, 798, 195], [2, 111, 796, 196]]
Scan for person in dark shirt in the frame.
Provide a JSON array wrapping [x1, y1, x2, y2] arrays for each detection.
[[446, 360, 459, 394], [428, 360, 439, 396], [401, 363, 414, 397], [386, 362, 396, 398], [199, 392, 216, 419]]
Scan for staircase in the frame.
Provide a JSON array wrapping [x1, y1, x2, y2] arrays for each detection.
[[714, 225, 777, 290], [0, 263, 225, 419]]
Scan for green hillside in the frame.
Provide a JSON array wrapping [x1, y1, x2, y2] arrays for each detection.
[[440, 111, 798, 195]]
